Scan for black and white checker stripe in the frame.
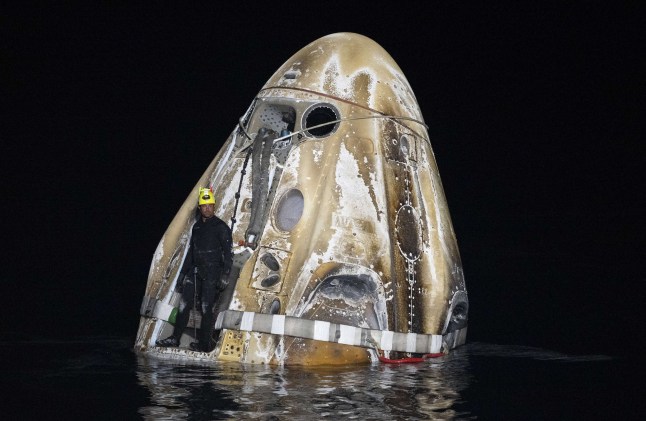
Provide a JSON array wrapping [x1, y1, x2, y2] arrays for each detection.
[[215, 310, 466, 354]]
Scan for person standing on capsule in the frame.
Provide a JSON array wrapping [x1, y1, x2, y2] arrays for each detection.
[[156, 187, 233, 352]]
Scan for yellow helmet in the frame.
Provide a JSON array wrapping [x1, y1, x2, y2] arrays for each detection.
[[198, 187, 216, 205]]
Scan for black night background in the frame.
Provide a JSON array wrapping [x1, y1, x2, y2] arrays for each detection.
[[2, 2, 644, 419]]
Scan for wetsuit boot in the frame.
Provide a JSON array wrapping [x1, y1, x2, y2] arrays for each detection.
[[156, 336, 179, 347]]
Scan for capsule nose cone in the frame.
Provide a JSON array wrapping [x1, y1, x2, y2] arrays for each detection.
[[262, 32, 423, 123]]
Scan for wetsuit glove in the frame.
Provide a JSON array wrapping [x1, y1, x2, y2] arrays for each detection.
[[175, 274, 187, 293], [217, 273, 230, 291]]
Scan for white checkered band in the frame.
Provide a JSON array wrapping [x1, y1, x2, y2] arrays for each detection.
[[215, 310, 467, 354]]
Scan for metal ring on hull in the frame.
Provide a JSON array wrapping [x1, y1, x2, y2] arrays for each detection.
[[215, 310, 467, 355]]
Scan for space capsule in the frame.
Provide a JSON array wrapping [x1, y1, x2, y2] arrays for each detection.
[[135, 32, 468, 365]]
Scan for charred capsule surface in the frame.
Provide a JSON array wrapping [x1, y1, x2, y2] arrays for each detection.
[[135, 33, 467, 365]]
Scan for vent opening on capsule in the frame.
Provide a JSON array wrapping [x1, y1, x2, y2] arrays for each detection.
[[261, 274, 281, 288]]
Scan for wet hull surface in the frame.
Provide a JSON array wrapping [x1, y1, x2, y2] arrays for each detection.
[[135, 33, 468, 365]]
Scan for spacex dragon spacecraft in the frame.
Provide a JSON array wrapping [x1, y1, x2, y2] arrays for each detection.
[[135, 32, 468, 365]]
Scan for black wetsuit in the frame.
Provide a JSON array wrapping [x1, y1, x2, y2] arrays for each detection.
[[171, 214, 232, 351]]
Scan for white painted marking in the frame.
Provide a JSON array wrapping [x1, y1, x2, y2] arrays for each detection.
[[153, 301, 174, 321], [380, 330, 394, 351], [338, 324, 356, 345], [271, 315, 285, 335], [313, 320, 331, 341], [431, 334, 442, 353], [240, 311, 255, 331], [406, 333, 417, 353]]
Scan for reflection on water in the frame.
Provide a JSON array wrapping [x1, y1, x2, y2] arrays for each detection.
[[5, 337, 631, 419], [136, 348, 473, 420]]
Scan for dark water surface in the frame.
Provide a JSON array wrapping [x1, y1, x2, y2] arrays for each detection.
[[2, 337, 641, 420]]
